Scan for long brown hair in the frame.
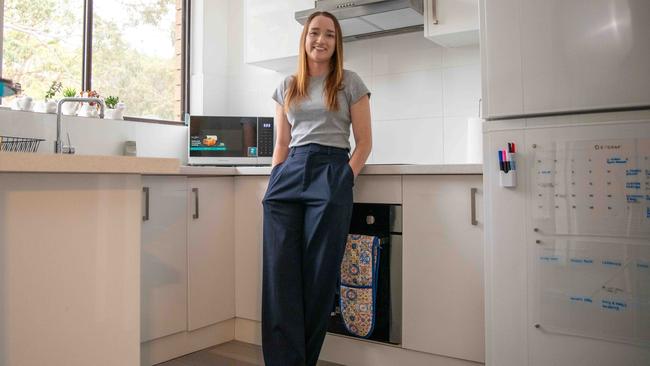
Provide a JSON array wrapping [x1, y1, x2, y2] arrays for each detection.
[[284, 11, 344, 113]]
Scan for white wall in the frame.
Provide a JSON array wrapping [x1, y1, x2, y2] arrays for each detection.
[[0, 109, 187, 162], [1, 1, 481, 166], [221, 0, 481, 164]]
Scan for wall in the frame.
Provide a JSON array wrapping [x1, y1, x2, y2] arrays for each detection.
[[1, 1, 481, 165], [222, 0, 481, 164], [0, 109, 187, 162]]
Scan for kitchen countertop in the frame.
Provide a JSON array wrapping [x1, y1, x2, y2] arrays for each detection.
[[179, 164, 483, 175], [0, 152, 483, 175], [0, 152, 181, 174]]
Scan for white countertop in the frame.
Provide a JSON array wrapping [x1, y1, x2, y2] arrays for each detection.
[[0, 152, 482, 175], [0, 152, 181, 174]]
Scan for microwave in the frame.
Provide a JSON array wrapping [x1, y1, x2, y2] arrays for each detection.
[[188, 115, 274, 166]]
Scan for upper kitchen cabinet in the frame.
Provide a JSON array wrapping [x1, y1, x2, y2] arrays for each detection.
[[480, 0, 650, 119], [424, 0, 479, 47], [244, 0, 313, 71]]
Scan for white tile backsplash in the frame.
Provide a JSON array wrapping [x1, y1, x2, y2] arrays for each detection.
[[369, 118, 444, 164], [372, 70, 444, 120], [65, 117, 133, 156], [135, 122, 188, 161], [202, 74, 229, 115], [371, 32, 444, 76], [443, 64, 481, 117], [442, 45, 481, 68], [443, 116, 469, 164], [343, 41, 373, 78]]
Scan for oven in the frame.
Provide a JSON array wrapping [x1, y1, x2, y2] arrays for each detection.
[[328, 203, 403, 345]]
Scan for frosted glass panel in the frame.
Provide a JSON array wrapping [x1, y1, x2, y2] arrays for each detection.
[[531, 138, 650, 238], [535, 239, 650, 345]]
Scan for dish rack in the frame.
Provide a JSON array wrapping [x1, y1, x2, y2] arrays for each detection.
[[0, 135, 45, 153]]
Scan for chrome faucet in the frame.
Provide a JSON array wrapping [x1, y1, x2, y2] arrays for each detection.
[[55, 97, 105, 154]]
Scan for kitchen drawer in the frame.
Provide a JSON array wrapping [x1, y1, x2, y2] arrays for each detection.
[[353, 175, 402, 204]]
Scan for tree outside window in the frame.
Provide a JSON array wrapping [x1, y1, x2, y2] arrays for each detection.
[[1, 0, 185, 122]]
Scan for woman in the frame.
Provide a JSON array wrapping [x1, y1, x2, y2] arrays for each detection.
[[261, 11, 372, 366]]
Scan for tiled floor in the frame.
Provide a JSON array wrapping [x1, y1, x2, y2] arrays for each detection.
[[157, 341, 343, 366]]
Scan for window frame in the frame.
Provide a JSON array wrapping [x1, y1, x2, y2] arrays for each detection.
[[0, 0, 191, 124]]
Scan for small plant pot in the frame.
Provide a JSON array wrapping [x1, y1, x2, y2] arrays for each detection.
[[45, 100, 58, 113], [61, 102, 80, 116], [104, 108, 125, 120], [106, 102, 126, 120], [10, 95, 33, 111], [34, 100, 58, 114], [33, 101, 47, 113], [77, 103, 99, 118]]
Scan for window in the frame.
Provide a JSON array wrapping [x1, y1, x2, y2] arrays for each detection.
[[1, 0, 84, 100], [1, 0, 189, 122]]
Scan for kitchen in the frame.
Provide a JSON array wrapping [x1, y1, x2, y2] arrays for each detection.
[[0, 1, 649, 366]]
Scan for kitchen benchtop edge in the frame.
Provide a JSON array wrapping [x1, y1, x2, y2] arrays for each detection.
[[0, 153, 482, 175], [178, 164, 483, 176], [0, 152, 181, 174]]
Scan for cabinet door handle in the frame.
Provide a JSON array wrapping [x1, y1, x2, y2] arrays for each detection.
[[142, 186, 150, 222], [192, 187, 199, 219], [470, 187, 478, 226], [431, 0, 439, 24]]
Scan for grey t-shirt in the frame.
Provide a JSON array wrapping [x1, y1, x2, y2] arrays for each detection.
[[272, 69, 370, 150]]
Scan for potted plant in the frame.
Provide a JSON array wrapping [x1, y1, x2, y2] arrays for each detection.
[[34, 81, 62, 114], [77, 90, 100, 118], [60, 87, 79, 115], [103, 95, 126, 120]]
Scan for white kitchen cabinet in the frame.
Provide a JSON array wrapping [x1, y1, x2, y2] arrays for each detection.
[[187, 177, 236, 331], [1, 173, 141, 366], [424, 0, 479, 47], [353, 175, 402, 204], [480, 0, 650, 119], [244, 0, 312, 71], [141, 176, 188, 342], [402, 175, 484, 363], [234, 176, 268, 321]]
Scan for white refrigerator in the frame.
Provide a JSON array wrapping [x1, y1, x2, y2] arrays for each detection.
[[480, 1, 650, 365]]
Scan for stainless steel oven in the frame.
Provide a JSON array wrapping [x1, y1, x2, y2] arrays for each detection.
[[188, 115, 274, 166]]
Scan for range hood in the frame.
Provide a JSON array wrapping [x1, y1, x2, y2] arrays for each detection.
[[295, 0, 424, 42]]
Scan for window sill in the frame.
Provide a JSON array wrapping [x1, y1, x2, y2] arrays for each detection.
[[0, 106, 185, 126]]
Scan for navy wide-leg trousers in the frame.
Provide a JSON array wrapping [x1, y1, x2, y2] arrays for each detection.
[[262, 143, 354, 366]]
